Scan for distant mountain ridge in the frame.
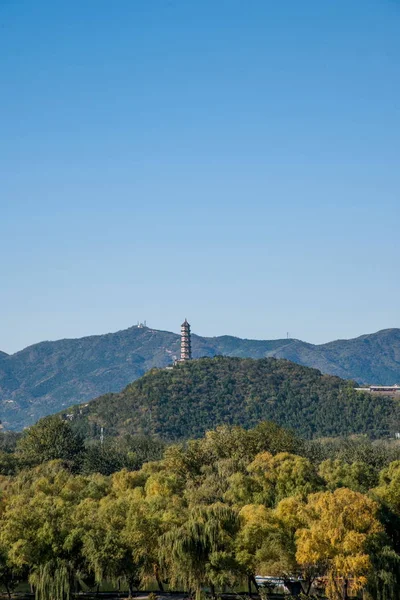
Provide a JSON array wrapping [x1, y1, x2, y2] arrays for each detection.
[[1, 325, 399, 430]]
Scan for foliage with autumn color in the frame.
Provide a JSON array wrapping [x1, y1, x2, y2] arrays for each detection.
[[1, 419, 400, 600]]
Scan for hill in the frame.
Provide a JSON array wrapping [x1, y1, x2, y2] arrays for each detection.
[[1, 326, 400, 430], [64, 356, 400, 441]]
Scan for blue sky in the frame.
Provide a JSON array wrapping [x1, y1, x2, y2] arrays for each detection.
[[1, 0, 399, 353]]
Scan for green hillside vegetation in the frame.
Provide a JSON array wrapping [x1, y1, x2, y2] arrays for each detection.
[[2, 418, 400, 600], [64, 357, 400, 441], [2, 326, 400, 430]]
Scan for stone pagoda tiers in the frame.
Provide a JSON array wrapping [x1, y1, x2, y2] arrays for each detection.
[[180, 319, 192, 361]]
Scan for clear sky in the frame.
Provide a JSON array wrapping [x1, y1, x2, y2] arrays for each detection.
[[1, 0, 399, 354]]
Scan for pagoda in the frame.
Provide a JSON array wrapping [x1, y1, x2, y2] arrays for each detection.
[[180, 319, 192, 361]]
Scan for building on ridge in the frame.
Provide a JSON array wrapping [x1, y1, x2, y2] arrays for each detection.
[[180, 319, 192, 361]]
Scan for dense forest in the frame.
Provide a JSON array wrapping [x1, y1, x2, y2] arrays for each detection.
[[2, 418, 400, 600], [62, 357, 400, 441]]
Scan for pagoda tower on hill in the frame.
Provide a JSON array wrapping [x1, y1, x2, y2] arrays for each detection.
[[180, 319, 192, 361]]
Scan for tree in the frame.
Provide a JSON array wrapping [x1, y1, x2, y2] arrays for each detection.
[[373, 460, 400, 516], [371, 460, 400, 554], [16, 416, 84, 469], [161, 503, 240, 600], [82, 440, 133, 476], [123, 492, 166, 592], [81, 436, 166, 476], [0, 451, 18, 476], [235, 503, 295, 594], [3, 419, 400, 599], [198, 422, 301, 467], [295, 488, 382, 600], [365, 532, 400, 600], [77, 493, 140, 597], [319, 459, 376, 493], [0, 461, 109, 600], [0, 544, 22, 599], [247, 452, 322, 507]]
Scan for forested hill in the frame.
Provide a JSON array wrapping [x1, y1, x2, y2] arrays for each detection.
[[65, 357, 400, 441], [1, 326, 400, 430]]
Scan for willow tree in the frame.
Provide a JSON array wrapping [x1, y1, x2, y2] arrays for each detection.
[[76, 489, 142, 597], [29, 560, 75, 600], [160, 503, 240, 600], [0, 462, 108, 600], [365, 533, 400, 600]]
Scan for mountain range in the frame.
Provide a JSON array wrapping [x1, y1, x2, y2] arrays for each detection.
[[1, 325, 399, 430]]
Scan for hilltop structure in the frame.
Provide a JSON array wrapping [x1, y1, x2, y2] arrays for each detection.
[[355, 384, 400, 395], [180, 319, 192, 361]]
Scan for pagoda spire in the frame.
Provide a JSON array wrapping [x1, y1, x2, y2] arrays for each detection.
[[180, 319, 192, 361]]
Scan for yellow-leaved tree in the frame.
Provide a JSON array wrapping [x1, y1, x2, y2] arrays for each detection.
[[295, 488, 382, 600]]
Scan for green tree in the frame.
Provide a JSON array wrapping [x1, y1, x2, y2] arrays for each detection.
[[161, 503, 240, 599], [76, 493, 140, 596], [365, 532, 400, 600], [16, 416, 84, 469], [373, 461, 400, 515], [318, 459, 376, 493], [0, 451, 18, 476], [0, 544, 22, 599], [235, 503, 297, 594], [247, 452, 322, 507], [0, 462, 109, 600]]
